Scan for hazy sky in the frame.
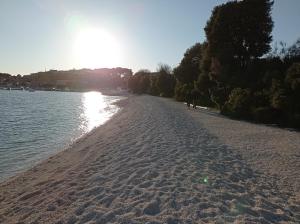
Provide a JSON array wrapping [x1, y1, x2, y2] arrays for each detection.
[[0, 0, 300, 75]]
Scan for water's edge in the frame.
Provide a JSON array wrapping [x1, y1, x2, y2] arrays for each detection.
[[0, 90, 126, 182]]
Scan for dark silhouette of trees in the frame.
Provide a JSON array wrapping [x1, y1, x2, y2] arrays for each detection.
[[156, 64, 176, 97], [0, 73, 11, 79], [23, 68, 132, 90], [223, 88, 253, 119], [127, 0, 300, 129], [174, 43, 203, 101], [204, 0, 274, 105], [0, 73, 11, 86], [173, 42, 214, 106], [205, 0, 273, 67], [174, 43, 203, 84], [128, 69, 151, 94], [0, 68, 133, 90], [127, 65, 175, 97]]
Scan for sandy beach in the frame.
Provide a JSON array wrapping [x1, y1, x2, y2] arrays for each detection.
[[0, 95, 299, 223]]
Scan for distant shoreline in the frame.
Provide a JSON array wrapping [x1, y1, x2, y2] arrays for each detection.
[[0, 87, 129, 96]]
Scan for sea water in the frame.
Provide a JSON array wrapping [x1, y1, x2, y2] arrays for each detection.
[[0, 90, 123, 181]]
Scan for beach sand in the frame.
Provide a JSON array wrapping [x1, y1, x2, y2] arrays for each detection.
[[0, 95, 299, 223]]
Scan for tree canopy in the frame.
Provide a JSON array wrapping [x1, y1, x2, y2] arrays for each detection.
[[126, 0, 300, 129], [205, 0, 273, 68]]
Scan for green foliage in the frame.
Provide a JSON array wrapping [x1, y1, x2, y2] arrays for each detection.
[[263, 57, 285, 86], [205, 0, 273, 64], [127, 0, 300, 129], [128, 65, 175, 98], [286, 113, 300, 128], [128, 70, 151, 94], [173, 42, 214, 106], [271, 88, 289, 110], [284, 63, 300, 122], [195, 72, 213, 92], [156, 64, 176, 97], [252, 90, 270, 108], [174, 84, 184, 102], [252, 107, 281, 124], [285, 63, 300, 92], [208, 86, 228, 110], [197, 0, 300, 128], [174, 43, 204, 84], [222, 88, 253, 119], [149, 75, 159, 96], [204, 0, 274, 103]]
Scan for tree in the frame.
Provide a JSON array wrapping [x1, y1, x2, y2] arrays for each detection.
[[174, 43, 204, 102], [223, 88, 253, 119], [205, 0, 274, 70], [156, 64, 176, 97], [285, 63, 300, 92], [285, 63, 300, 115], [174, 43, 205, 84], [203, 0, 274, 110], [286, 38, 300, 59], [193, 72, 215, 106], [128, 69, 151, 94]]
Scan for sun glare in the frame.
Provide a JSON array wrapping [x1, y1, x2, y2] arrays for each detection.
[[73, 28, 122, 69], [80, 91, 119, 132]]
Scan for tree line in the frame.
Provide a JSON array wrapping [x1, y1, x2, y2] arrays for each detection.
[[0, 68, 132, 91], [127, 0, 300, 129]]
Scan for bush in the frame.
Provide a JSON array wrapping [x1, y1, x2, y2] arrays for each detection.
[[174, 82, 185, 101], [252, 90, 270, 108], [156, 64, 176, 97], [128, 70, 151, 94], [271, 88, 290, 110], [286, 113, 300, 128], [252, 107, 281, 124], [222, 88, 253, 119], [285, 63, 300, 114], [209, 86, 229, 110]]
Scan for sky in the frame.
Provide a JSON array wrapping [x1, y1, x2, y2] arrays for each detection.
[[0, 0, 299, 75]]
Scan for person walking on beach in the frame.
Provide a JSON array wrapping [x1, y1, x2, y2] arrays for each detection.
[[191, 89, 197, 109], [186, 90, 192, 108]]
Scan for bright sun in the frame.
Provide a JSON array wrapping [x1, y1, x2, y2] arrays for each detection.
[[73, 28, 122, 69]]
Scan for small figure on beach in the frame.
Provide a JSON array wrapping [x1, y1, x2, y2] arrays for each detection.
[[187, 89, 197, 109], [186, 91, 192, 108], [192, 100, 197, 109], [191, 89, 198, 109]]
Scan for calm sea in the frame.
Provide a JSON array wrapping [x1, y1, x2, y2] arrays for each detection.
[[0, 90, 123, 181]]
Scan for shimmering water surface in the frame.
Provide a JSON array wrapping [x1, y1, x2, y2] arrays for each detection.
[[0, 90, 123, 181]]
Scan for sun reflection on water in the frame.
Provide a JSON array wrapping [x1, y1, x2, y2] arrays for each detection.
[[80, 91, 119, 132]]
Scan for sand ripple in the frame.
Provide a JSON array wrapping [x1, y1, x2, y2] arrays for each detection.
[[0, 95, 299, 223]]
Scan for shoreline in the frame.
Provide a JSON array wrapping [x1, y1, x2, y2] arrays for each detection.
[[0, 87, 130, 96], [0, 95, 299, 223], [0, 94, 128, 184]]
